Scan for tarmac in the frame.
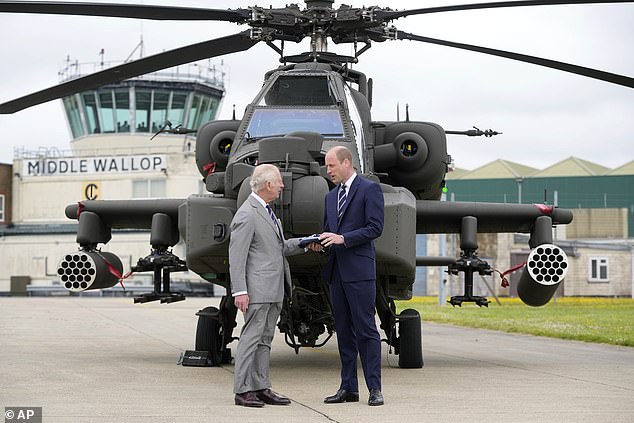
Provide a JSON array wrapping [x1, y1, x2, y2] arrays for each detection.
[[1, 296, 633, 423]]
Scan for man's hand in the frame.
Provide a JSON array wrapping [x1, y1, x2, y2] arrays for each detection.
[[307, 242, 324, 252], [320, 232, 345, 247], [234, 293, 250, 313]]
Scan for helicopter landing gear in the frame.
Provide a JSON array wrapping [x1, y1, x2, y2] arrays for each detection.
[[376, 282, 424, 369], [195, 295, 237, 365], [447, 216, 492, 307]]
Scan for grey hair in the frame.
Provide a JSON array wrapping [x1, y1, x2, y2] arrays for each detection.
[[250, 164, 280, 193]]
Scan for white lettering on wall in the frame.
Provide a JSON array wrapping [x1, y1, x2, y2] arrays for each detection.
[[22, 155, 166, 177]]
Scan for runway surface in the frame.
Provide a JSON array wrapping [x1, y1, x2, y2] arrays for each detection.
[[1, 297, 632, 422]]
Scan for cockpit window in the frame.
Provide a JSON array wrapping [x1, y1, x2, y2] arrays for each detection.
[[260, 76, 336, 106], [246, 108, 344, 139]]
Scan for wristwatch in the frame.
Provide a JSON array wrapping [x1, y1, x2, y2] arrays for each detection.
[[340, 234, 345, 244]]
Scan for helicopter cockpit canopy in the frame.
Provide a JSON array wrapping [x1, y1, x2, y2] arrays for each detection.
[[260, 74, 337, 106], [246, 108, 345, 139], [245, 72, 346, 140]]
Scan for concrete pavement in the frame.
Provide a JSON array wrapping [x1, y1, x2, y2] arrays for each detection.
[[1, 297, 632, 422]]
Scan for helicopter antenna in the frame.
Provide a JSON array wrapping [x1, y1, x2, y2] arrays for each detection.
[[396, 102, 400, 121], [232, 104, 236, 120], [445, 127, 502, 137], [405, 103, 410, 122]]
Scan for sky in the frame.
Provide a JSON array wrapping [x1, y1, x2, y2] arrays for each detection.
[[0, 0, 632, 170]]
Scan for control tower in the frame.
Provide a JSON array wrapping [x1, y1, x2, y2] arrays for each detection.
[[58, 55, 225, 155]]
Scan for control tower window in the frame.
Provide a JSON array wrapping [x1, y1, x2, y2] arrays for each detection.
[[135, 90, 151, 132], [168, 92, 187, 127], [98, 91, 115, 133], [260, 75, 336, 106], [63, 95, 85, 138], [151, 91, 170, 133], [82, 93, 100, 134], [188, 95, 218, 130], [114, 90, 130, 133]]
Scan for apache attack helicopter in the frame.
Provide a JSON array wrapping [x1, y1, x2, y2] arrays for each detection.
[[1, 0, 633, 369]]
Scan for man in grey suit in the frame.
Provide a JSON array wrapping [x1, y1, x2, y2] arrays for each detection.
[[229, 164, 304, 408]]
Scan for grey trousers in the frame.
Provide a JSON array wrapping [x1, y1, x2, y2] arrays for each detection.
[[233, 302, 282, 394]]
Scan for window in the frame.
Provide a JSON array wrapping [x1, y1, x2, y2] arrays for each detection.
[[151, 91, 170, 133], [98, 91, 116, 133], [82, 92, 100, 133], [588, 257, 609, 282], [114, 90, 131, 133], [0, 194, 4, 222], [168, 92, 187, 127], [261, 75, 336, 106], [63, 95, 85, 138], [246, 108, 344, 139], [135, 90, 152, 132], [132, 180, 166, 199]]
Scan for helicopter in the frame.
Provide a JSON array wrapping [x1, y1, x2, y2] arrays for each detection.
[[1, 0, 632, 369]]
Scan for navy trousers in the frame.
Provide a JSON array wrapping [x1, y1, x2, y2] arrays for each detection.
[[329, 271, 382, 392]]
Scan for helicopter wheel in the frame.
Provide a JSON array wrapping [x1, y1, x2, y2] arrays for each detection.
[[398, 308, 423, 369], [195, 306, 224, 366]]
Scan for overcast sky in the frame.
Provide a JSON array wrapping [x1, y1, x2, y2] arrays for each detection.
[[0, 0, 632, 170]]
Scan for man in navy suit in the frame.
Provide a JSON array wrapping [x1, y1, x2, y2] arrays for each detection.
[[316, 145, 385, 406]]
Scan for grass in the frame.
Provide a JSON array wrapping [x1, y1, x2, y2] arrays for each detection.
[[395, 296, 634, 347]]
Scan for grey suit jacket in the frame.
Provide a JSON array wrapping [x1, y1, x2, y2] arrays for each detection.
[[229, 195, 303, 303]]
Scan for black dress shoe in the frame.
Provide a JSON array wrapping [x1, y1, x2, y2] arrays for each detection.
[[235, 391, 265, 407], [368, 389, 384, 406], [256, 388, 291, 405], [324, 388, 360, 404]]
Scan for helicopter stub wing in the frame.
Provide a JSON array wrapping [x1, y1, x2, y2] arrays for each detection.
[[415, 200, 573, 234]]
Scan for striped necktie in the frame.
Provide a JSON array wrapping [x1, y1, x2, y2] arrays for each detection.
[[337, 184, 347, 220], [266, 204, 281, 236]]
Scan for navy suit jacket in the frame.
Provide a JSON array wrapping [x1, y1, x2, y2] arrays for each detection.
[[322, 175, 384, 282]]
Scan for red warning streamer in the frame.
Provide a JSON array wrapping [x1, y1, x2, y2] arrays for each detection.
[[494, 262, 526, 288], [103, 258, 133, 291]]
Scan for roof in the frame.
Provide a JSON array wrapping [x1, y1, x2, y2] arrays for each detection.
[[448, 159, 538, 180], [531, 157, 610, 177], [445, 167, 469, 180], [606, 160, 634, 176]]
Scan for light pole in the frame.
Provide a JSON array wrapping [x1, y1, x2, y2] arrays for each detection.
[[515, 177, 524, 204]]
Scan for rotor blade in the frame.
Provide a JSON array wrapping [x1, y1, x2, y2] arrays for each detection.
[[377, 0, 632, 20], [0, 31, 258, 114], [397, 31, 634, 88], [0, 1, 250, 22]]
